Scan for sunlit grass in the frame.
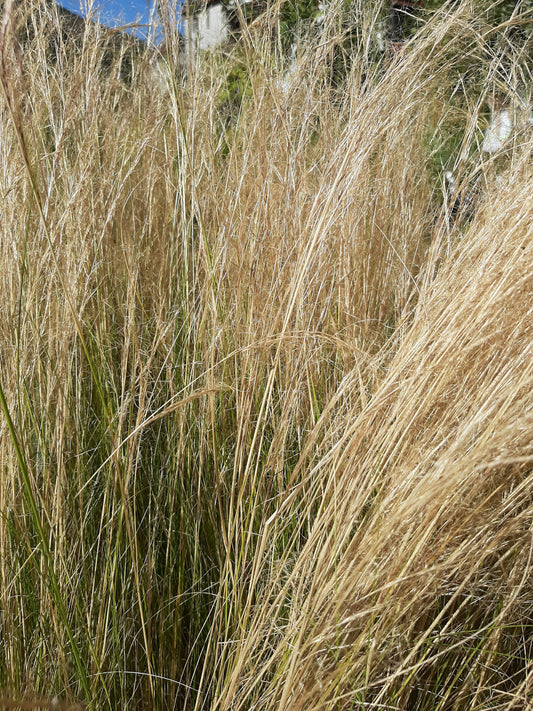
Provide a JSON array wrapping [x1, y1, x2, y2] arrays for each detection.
[[0, 1, 531, 709]]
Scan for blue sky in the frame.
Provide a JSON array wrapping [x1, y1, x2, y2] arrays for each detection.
[[56, 0, 185, 43]]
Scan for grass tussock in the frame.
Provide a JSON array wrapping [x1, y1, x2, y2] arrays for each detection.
[[0, 0, 532, 709]]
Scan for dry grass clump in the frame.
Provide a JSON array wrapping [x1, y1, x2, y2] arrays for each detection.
[[223, 171, 533, 711], [0, 0, 531, 709]]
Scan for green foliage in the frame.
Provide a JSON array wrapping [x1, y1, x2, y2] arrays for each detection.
[[279, 0, 320, 37], [217, 58, 253, 116]]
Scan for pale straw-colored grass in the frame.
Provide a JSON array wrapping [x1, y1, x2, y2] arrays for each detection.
[[0, 0, 531, 709]]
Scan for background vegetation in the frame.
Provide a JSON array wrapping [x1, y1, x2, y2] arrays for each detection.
[[0, 0, 532, 709]]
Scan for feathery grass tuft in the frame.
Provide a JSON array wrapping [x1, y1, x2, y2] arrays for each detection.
[[0, 1, 532, 709]]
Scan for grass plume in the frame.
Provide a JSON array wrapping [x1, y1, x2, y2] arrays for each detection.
[[0, 1, 531, 709]]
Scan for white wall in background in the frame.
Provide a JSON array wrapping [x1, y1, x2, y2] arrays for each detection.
[[482, 99, 533, 154], [183, 3, 229, 52]]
